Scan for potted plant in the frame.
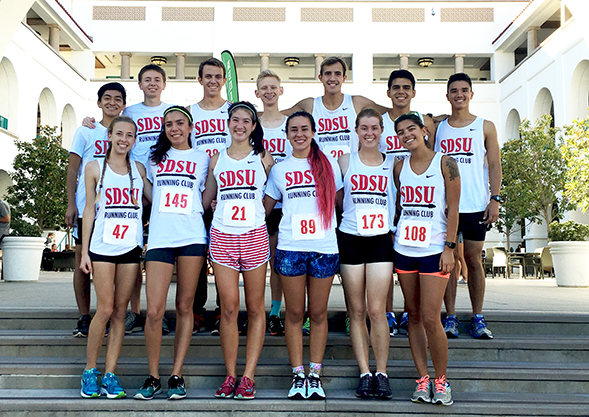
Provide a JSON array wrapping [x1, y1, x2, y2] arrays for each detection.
[[548, 221, 589, 287], [1, 126, 68, 281]]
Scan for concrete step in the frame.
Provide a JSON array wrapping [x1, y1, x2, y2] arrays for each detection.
[[2, 310, 589, 336], [1, 330, 588, 363], [1, 389, 589, 416], [1, 357, 588, 395]]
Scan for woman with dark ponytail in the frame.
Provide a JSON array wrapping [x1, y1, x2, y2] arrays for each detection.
[[79, 116, 150, 399], [264, 111, 343, 400]]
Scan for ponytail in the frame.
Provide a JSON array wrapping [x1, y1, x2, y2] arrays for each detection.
[[308, 139, 336, 229]]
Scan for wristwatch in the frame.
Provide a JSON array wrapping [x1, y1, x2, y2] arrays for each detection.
[[445, 241, 456, 249], [490, 195, 501, 203]]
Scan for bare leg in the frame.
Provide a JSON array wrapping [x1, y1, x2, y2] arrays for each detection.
[[464, 240, 485, 315], [458, 242, 468, 282], [129, 268, 142, 315], [307, 275, 335, 364], [442, 247, 459, 317], [398, 272, 428, 376], [269, 233, 283, 307], [242, 263, 268, 379], [74, 245, 91, 315], [419, 274, 449, 378], [340, 264, 369, 374], [214, 262, 240, 378], [365, 263, 393, 374], [281, 274, 307, 368]]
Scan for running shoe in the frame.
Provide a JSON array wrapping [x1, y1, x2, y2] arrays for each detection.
[[239, 318, 248, 336], [355, 374, 373, 398], [288, 373, 307, 400], [374, 373, 393, 400], [307, 373, 325, 400], [268, 315, 284, 336], [470, 314, 493, 339], [234, 376, 256, 400], [80, 368, 101, 398], [457, 277, 468, 284], [432, 375, 453, 406], [162, 317, 170, 335], [125, 312, 144, 334], [134, 375, 162, 400], [211, 314, 221, 336], [443, 314, 460, 338], [192, 312, 206, 334], [302, 317, 310, 335], [345, 316, 350, 336], [73, 314, 91, 338], [215, 375, 237, 398], [100, 372, 126, 399], [398, 312, 409, 336], [167, 375, 186, 400], [387, 312, 397, 336], [411, 375, 432, 403]]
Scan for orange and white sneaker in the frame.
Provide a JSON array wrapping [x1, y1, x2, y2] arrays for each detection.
[[411, 374, 432, 403], [432, 375, 453, 406]]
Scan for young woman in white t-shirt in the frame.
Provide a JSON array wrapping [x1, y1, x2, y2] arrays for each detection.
[[264, 111, 344, 400], [79, 116, 151, 399]]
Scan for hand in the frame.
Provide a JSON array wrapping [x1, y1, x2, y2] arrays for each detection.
[[82, 117, 96, 129], [439, 247, 455, 275], [211, 199, 217, 212], [80, 253, 93, 274], [483, 200, 499, 224], [65, 206, 78, 227]]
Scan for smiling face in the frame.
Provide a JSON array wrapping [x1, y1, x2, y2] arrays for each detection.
[[108, 121, 136, 155], [395, 119, 427, 151], [138, 70, 166, 100], [319, 62, 347, 95], [387, 78, 416, 110], [446, 80, 473, 111], [199, 65, 226, 98], [164, 111, 192, 150], [98, 90, 125, 118], [356, 116, 383, 150], [287, 115, 315, 157], [255, 76, 283, 106], [228, 108, 255, 144]]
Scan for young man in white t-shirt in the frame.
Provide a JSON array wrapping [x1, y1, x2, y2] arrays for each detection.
[[66, 82, 126, 337]]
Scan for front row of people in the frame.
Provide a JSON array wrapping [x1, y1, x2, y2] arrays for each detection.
[[79, 104, 459, 406]]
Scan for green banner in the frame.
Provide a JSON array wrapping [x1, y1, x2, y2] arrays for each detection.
[[221, 50, 239, 103]]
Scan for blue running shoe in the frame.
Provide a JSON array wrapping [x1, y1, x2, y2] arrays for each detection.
[[443, 315, 460, 338], [471, 314, 493, 339], [386, 312, 397, 336], [101, 372, 126, 399], [307, 373, 325, 400], [167, 375, 186, 400], [80, 368, 101, 398], [398, 312, 409, 335], [134, 375, 162, 400]]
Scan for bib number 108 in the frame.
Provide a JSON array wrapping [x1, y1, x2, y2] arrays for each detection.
[[404, 225, 427, 242], [398, 220, 432, 248]]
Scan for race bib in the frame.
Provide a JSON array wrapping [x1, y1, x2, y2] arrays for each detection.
[[398, 219, 432, 248], [103, 216, 138, 245], [356, 208, 389, 236], [292, 213, 325, 240], [159, 186, 193, 214], [323, 145, 349, 160], [223, 200, 255, 227]]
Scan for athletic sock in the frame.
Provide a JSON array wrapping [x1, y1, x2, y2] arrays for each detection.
[[375, 372, 388, 378], [292, 365, 304, 375], [270, 300, 281, 317], [309, 362, 322, 375], [360, 372, 371, 378]]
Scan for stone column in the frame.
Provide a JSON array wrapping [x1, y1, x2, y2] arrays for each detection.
[[527, 27, 540, 55], [175, 53, 186, 80], [120, 52, 132, 80], [48, 24, 60, 51], [260, 53, 270, 72], [314, 53, 325, 78], [454, 54, 465, 73], [399, 54, 410, 70]]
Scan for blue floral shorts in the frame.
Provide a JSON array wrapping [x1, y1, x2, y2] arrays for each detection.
[[274, 249, 339, 279]]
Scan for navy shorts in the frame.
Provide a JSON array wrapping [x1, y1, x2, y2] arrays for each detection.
[[89, 246, 142, 264], [274, 249, 339, 279], [394, 251, 449, 278], [458, 211, 487, 242], [146, 244, 207, 265], [337, 230, 394, 265], [74, 218, 84, 245]]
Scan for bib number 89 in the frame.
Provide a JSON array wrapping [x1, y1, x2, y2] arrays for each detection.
[[300, 218, 316, 235]]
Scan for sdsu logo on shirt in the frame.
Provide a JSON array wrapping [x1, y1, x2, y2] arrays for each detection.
[[318, 116, 349, 133], [104, 187, 140, 206], [383, 135, 406, 155], [264, 138, 288, 157], [400, 185, 435, 205], [136, 117, 163, 135], [218, 170, 256, 189], [93, 139, 109, 158], [350, 174, 388, 195], [438, 137, 473, 164], [157, 159, 198, 177], [285, 170, 313, 188], [194, 119, 226, 136]]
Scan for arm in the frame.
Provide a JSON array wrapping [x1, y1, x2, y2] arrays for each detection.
[[0, 214, 9, 223], [352, 95, 391, 115], [82, 117, 96, 129], [137, 163, 152, 204], [281, 97, 313, 116], [483, 120, 502, 224], [261, 150, 275, 178], [201, 153, 219, 211], [440, 155, 461, 274], [423, 115, 437, 149], [65, 153, 82, 227], [80, 162, 100, 274], [335, 188, 344, 211], [263, 196, 277, 218], [337, 153, 350, 178]]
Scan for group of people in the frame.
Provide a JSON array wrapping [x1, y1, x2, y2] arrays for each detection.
[[66, 56, 502, 407]]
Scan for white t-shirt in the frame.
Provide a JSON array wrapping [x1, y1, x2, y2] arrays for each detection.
[[263, 121, 291, 210], [265, 154, 343, 254], [70, 124, 109, 217], [190, 102, 231, 158], [147, 147, 210, 250], [124, 102, 172, 169]]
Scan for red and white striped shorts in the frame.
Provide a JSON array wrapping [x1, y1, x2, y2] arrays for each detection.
[[209, 225, 270, 271]]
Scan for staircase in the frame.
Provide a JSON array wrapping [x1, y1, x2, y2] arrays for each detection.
[[0, 309, 588, 416]]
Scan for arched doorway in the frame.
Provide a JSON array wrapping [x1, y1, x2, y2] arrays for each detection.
[[0, 57, 18, 132], [533, 88, 555, 126], [38, 88, 58, 136], [0, 169, 12, 198], [505, 109, 521, 142], [569, 60, 589, 120], [61, 104, 77, 149]]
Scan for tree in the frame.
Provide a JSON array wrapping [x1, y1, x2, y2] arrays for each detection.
[[561, 115, 589, 212], [5, 126, 69, 236], [499, 114, 573, 243]]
